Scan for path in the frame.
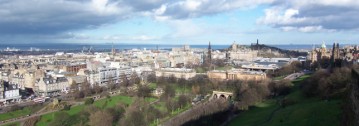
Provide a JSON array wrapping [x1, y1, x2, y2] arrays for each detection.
[[0, 109, 59, 125]]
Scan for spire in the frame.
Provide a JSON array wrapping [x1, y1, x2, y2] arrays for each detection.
[[208, 41, 211, 50], [111, 42, 116, 56], [207, 41, 212, 65]]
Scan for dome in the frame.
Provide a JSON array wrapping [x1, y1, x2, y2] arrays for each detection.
[[321, 42, 326, 48]]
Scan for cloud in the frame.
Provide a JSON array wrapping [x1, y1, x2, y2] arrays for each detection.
[[103, 34, 158, 41], [258, 0, 359, 32], [151, 0, 274, 20], [166, 20, 204, 38], [131, 35, 158, 41], [0, 0, 130, 35]]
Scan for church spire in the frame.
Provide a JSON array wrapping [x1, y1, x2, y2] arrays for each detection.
[[208, 41, 212, 50], [207, 41, 212, 65]]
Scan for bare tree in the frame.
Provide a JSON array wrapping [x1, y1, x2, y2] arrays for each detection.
[[92, 83, 102, 94], [177, 95, 190, 109], [130, 71, 141, 85], [146, 73, 156, 83], [81, 80, 93, 97], [89, 110, 114, 126], [137, 84, 152, 98], [120, 74, 129, 88], [107, 76, 116, 92]]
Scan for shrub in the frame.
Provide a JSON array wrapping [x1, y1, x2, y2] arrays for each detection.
[[84, 98, 94, 105]]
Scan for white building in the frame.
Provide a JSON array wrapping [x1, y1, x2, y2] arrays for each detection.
[[35, 76, 69, 97], [0, 82, 21, 105], [155, 68, 196, 80], [88, 66, 132, 87]]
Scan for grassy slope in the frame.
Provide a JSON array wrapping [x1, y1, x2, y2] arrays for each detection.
[[0, 105, 43, 121], [3, 121, 20, 126], [229, 75, 342, 126], [35, 95, 135, 126]]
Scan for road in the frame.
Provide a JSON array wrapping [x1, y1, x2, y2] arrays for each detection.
[[283, 72, 304, 81]]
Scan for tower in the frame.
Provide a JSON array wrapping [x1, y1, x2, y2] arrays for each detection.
[[335, 43, 340, 60], [111, 42, 116, 56], [207, 41, 212, 65]]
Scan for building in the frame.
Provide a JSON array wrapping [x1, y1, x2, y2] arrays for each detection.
[[226, 42, 258, 62], [0, 81, 21, 105], [35, 76, 69, 97], [63, 63, 87, 73], [207, 69, 267, 81], [309, 42, 332, 63], [88, 66, 132, 87], [155, 68, 196, 80]]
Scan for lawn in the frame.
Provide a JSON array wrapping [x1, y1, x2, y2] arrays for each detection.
[[36, 95, 136, 126], [229, 74, 342, 126], [0, 105, 43, 121], [149, 83, 157, 89], [215, 66, 232, 71], [195, 67, 206, 73], [228, 100, 279, 126], [3, 121, 20, 126]]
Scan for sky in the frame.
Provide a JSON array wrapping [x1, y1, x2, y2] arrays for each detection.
[[0, 0, 359, 45]]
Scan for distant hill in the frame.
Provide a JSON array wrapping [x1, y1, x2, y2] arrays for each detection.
[[251, 44, 308, 58]]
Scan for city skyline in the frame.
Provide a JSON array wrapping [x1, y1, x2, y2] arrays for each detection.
[[1, 0, 359, 45]]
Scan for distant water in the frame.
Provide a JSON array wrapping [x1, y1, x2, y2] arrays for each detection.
[[0, 43, 352, 51]]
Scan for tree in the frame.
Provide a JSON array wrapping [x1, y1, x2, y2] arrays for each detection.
[[130, 72, 141, 85], [145, 106, 163, 123], [120, 106, 147, 126], [89, 110, 114, 126], [156, 76, 167, 87], [212, 59, 226, 67], [73, 90, 85, 99], [105, 106, 125, 123], [146, 73, 156, 83], [302, 69, 329, 97], [137, 84, 152, 98], [168, 75, 177, 83], [107, 76, 117, 92], [70, 82, 80, 99], [23, 116, 40, 126], [81, 80, 93, 97], [268, 79, 292, 96], [177, 95, 190, 108], [120, 74, 129, 88], [177, 78, 186, 85], [84, 98, 94, 105], [49, 112, 71, 126], [191, 85, 200, 94], [93, 83, 103, 94], [165, 99, 178, 113], [162, 85, 175, 100]]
